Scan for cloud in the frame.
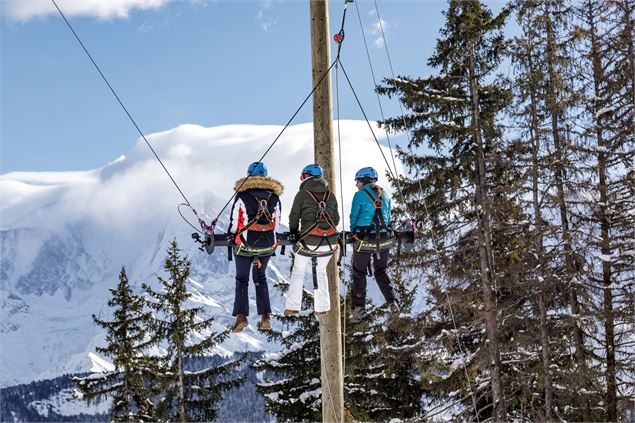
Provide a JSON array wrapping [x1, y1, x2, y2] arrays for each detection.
[[371, 18, 388, 48], [1, 0, 169, 22], [138, 17, 171, 33], [257, 0, 276, 32], [0, 121, 405, 238]]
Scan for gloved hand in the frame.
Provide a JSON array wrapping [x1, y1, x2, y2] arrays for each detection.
[[287, 232, 299, 243]]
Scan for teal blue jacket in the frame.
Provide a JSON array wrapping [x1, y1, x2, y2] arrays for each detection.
[[349, 183, 391, 232]]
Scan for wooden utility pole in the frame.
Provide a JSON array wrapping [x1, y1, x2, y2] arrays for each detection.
[[310, 1, 344, 422]]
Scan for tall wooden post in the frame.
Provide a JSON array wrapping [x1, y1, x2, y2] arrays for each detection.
[[310, 1, 344, 422]]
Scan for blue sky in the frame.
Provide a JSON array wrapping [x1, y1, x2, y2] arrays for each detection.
[[1, 0, 506, 173]]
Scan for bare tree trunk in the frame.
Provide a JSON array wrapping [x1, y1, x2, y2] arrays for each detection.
[[624, 0, 635, 137], [526, 45, 554, 420], [468, 40, 506, 422], [544, 4, 590, 420], [178, 350, 186, 423], [587, 3, 618, 419], [123, 366, 132, 417]]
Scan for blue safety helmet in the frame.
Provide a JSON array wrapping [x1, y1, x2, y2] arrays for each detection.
[[301, 164, 323, 177], [247, 162, 268, 177], [355, 166, 378, 181]]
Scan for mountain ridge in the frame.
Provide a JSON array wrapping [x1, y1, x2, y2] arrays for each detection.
[[0, 121, 403, 387]]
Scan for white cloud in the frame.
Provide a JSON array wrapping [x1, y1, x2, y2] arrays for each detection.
[[257, 0, 276, 32], [1, 0, 169, 22], [371, 18, 388, 48], [0, 121, 405, 239]]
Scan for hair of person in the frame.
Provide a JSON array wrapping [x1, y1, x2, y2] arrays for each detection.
[[358, 177, 382, 195]]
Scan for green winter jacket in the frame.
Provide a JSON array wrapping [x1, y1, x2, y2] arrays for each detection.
[[288, 176, 340, 246]]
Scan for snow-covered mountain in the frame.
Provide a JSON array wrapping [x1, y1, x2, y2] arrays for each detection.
[[0, 121, 403, 388]]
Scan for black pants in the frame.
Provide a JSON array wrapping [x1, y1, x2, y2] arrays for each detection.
[[232, 255, 272, 317], [351, 249, 397, 309]]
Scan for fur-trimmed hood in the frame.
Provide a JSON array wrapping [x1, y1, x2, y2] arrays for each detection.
[[234, 176, 284, 196]]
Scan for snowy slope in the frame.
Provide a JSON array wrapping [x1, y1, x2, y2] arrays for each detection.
[[0, 121, 404, 387]]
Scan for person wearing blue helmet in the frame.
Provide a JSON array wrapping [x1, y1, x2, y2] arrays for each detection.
[[227, 161, 283, 332], [348, 166, 399, 323], [285, 164, 340, 316]]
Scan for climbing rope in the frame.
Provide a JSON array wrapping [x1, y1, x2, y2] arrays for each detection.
[[51, 0, 196, 215]]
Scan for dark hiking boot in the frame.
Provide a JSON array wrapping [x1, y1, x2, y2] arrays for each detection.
[[231, 314, 248, 333], [349, 307, 367, 324], [258, 313, 272, 331]]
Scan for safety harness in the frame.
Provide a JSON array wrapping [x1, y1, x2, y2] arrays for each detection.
[[352, 188, 396, 255], [294, 190, 339, 289], [232, 192, 278, 286]]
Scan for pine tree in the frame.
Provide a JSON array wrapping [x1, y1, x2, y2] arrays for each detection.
[[507, 1, 604, 420], [142, 240, 243, 422], [377, 0, 516, 420], [251, 278, 322, 422], [569, 0, 635, 419], [509, 5, 557, 417], [343, 269, 423, 422], [344, 303, 395, 422], [539, 7, 595, 417], [73, 267, 156, 422]]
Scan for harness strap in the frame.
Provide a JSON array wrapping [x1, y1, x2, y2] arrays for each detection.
[[235, 191, 276, 247], [248, 222, 276, 232], [361, 188, 385, 254], [298, 239, 338, 257], [299, 190, 339, 242], [252, 257, 261, 286], [311, 256, 319, 290], [361, 188, 388, 228]]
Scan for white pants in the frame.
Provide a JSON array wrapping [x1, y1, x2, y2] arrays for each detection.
[[286, 245, 334, 313]]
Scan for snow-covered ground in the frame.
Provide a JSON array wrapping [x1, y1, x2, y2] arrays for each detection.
[[0, 121, 404, 387], [29, 388, 112, 417]]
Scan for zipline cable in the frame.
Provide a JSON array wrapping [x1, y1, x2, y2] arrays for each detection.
[[51, 0, 342, 234], [210, 58, 339, 226], [178, 203, 205, 235], [336, 60, 406, 204], [335, 56, 348, 382], [51, 0, 195, 212], [212, 0, 353, 228], [352, 0, 408, 216], [368, 1, 481, 419]]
